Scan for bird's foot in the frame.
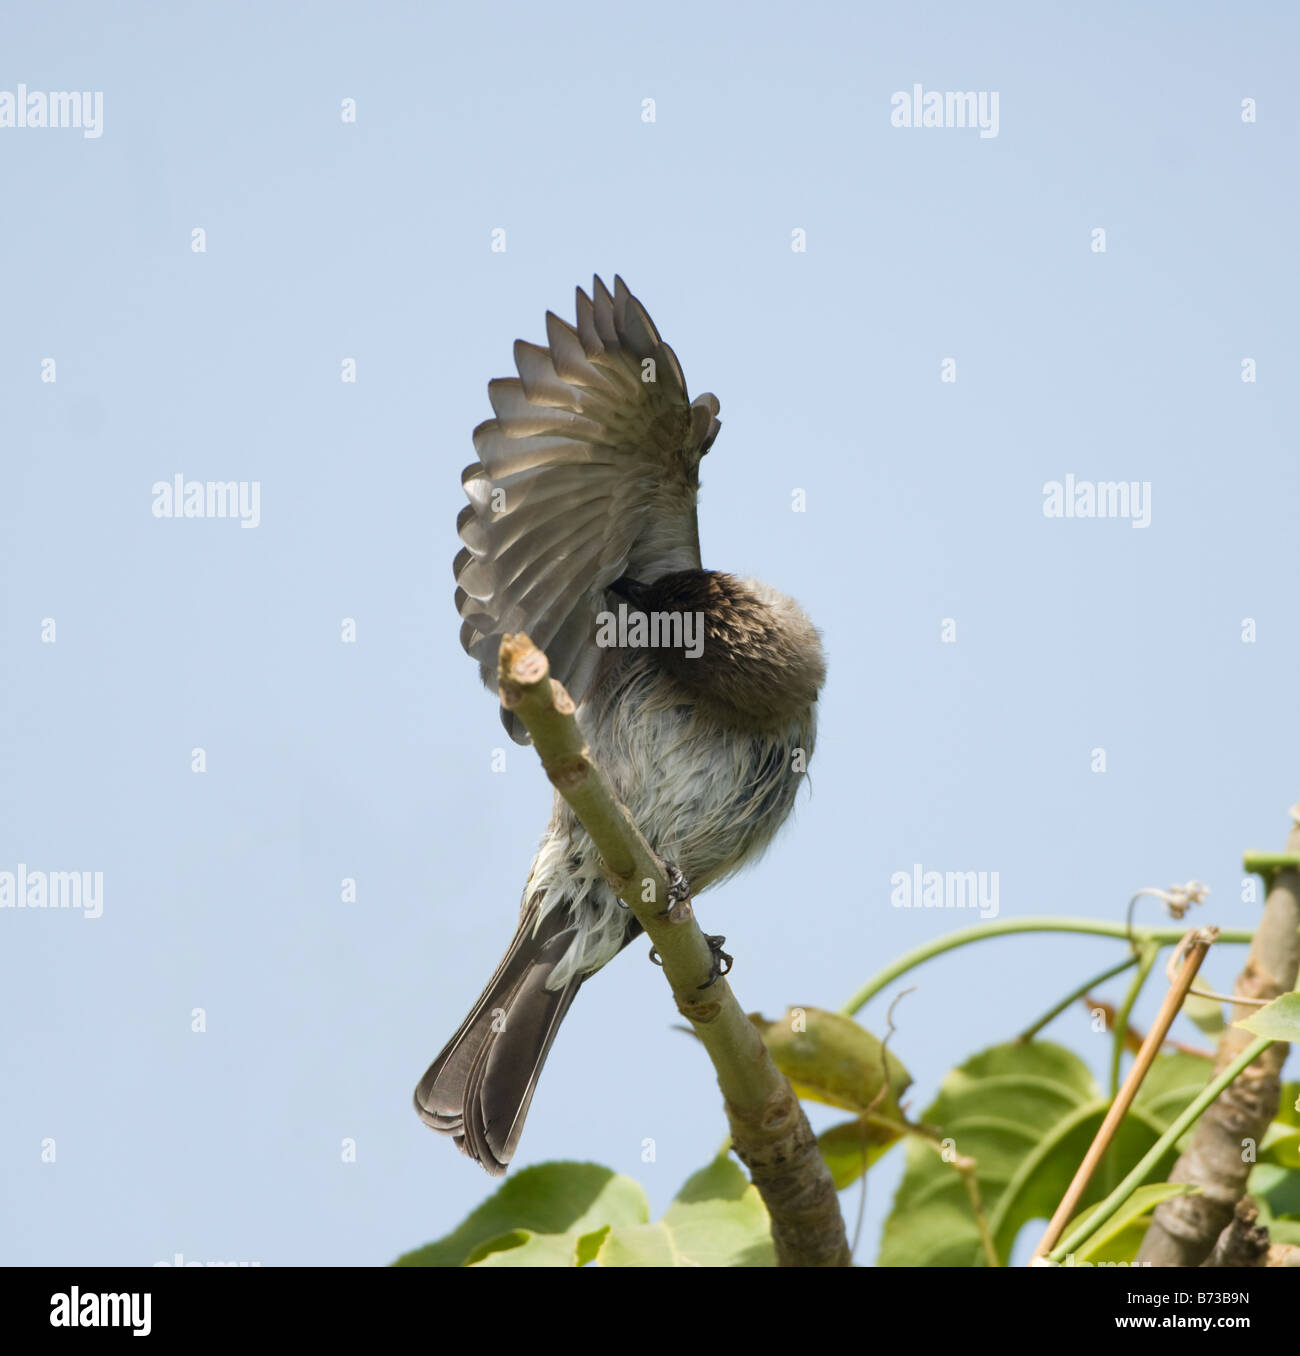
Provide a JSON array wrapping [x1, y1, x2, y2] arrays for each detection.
[[648, 932, 732, 987], [697, 934, 733, 989], [659, 862, 691, 918]]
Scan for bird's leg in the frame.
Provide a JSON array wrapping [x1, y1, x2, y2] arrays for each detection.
[[648, 931, 732, 984], [646, 892, 731, 985], [698, 934, 733, 989], [646, 862, 694, 967], [614, 860, 690, 920]]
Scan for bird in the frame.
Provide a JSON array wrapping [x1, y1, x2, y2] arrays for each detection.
[[414, 276, 826, 1174]]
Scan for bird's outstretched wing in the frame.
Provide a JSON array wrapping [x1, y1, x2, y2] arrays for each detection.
[[455, 275, 721, 742]]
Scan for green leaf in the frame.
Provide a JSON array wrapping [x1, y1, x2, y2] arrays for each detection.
[[1233, 992, 1300, 1041], [1250, 1163, 1300, 1219], [596, 1223, 678, 1266], [1059, 1183, 1199, 1264], [471, 1230, 588, 1267], [1181, 993, 1225, 1036], [750, 1007, 911, 1115], [1276, 1082, 1300, 1129], [817, 1117, 906, 1189], [1132, 1050, 1214, 1141], [751, 1006, 914, 1189], [659, 1157, 775, 1266], [879, 1043, 1207, 1267], [394, 1162, 649, 1267], [574, 1227, 610, 1267], [1260, 1125, 1300, 1169], [1257, 1177, 1300, 1244], [403, 1156, 776, 1269], [1068, 1216, 1151, 1264], [462, 1228, 528, 1264], [598, 1157, 775, 1267]]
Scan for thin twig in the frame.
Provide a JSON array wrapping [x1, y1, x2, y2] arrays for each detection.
[[907, 1128, 998, 1266], [1109, 942, 1159, 1097], [1031, 927, 1218, 1262], [850, 987, 913, 1258], [1016, 954, 1139, 1042], [1047, 1034, 1273, 1264]]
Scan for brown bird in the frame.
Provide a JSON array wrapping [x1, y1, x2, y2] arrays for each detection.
[[415, 277, 825, 1173]]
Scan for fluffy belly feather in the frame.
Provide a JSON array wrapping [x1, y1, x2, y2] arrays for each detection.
[[524, 652, 817, 988]]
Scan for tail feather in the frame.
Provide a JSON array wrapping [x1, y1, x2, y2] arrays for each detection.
[[414, 900, 583, 1175]]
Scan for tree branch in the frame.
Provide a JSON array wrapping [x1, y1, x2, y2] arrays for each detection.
[[1032, 928, 1216, 1262], [497, 634, 850, 1268], [1201, 1197, 1269, 1268], [1137, 802, 1300, 1266]]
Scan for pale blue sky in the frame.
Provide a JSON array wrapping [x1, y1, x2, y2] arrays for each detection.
[[1, 1, 1296, 1266]]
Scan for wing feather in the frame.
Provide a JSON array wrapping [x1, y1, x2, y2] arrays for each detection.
[[454, 276, 718, 741]]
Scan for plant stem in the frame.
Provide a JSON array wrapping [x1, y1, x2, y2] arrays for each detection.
[[1046, 1034, 1274, 1264], [841, 919, 1255, 1016], [1032, 930, 1215, 1261], [1109, 943, 1159, 1098], [1016, 954, 1140, 1042]]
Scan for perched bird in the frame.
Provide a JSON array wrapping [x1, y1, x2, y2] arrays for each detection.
[[415, 277, 825, 1174]]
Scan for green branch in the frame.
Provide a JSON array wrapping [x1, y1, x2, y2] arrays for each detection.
[[1109, 943, 1159, 1098], [1017, 954, 1140, 1043], [1047, 1035, 1274, 1264], [841, 918, 1255, 1016]]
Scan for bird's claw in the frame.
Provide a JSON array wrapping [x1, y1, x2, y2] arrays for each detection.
[[650, 933, 732, 986], [659, 862, 691, 918], [697, 934, 733, 989]]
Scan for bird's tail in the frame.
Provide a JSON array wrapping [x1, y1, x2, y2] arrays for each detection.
[[414, 900, 584, 1175]]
